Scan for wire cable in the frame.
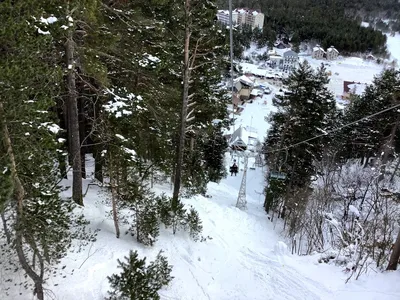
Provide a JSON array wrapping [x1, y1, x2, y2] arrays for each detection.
[[265, 102, 400, 154]]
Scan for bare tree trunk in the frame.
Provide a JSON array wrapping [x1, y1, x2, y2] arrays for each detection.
[[79, 98, 86, 179], [93, 143, 104, 183], [0, 102, 44, 300], [109, 153, 120, 238], [390, 157, 400, 183], [172, 0, 191, 211], [65, 32, 83, 205], [1, 211, 11, 244], [387, 230, 400, 270]]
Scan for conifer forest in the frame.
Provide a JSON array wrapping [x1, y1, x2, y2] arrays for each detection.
[[1, 0, 400, 299]]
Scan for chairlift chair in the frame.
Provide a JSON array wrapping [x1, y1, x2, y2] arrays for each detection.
[[269, 171, 287, 180]]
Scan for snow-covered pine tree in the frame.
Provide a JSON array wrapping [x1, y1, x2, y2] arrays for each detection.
[[0, 2, 75, 298], [266, 62, 336, 188], [164, 0, 228, 218], [202, 123, 229, 183], [106, 250, 173, 300], [264, 62, 336, 227], [339, 69, 400, 173], [99, 1, 181, 178]]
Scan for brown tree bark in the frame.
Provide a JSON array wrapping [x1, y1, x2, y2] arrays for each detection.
[[93, 143, 104, 183], [78, 97, 86, 179], [0, 102, 44, 300], [387, 230, 400, 270], [109, 152, 120, 238], [171, 0, 191, 212], [65, 32, 83, 205]]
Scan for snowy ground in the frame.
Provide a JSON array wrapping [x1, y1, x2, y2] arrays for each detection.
[[3, 41, 400, 300], [54, 35, 399, 300], [387, 33, 400, 62], [240, 38, 400, 101], [4, 93, 400, 300]]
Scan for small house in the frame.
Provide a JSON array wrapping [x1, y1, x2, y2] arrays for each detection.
[[269, 54, 283, 69], [342, 81, 367, 100], [229, 126, 258, 151], [312, 45, 325, 59], [234, 75, 254, 100], [274, 41, 289, 49], [365, 53, 376, 61], [326, 46, 339, 60]]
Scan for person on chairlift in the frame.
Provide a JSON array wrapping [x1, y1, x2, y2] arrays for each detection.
[[230, 160, 238, 176]]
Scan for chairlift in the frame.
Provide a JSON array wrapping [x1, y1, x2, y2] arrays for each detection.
[[268, 148, 288, 180], [269, 171, 287, 180]]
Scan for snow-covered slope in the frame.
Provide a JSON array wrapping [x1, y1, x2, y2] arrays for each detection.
[[386, 33, 400, 62], [3, 68, 400, 300]]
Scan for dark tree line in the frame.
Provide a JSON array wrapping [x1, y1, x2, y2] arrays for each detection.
[[217, 0, 393, 54]]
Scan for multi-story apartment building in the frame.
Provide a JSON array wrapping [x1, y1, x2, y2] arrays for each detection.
[[217, 8, 264, 31]]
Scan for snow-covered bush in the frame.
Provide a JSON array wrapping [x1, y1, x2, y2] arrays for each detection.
[[157, 195, 203, 240], [186, 208, 203, 241], [288, 160, 400, 276], [106, 250, 173, 300]]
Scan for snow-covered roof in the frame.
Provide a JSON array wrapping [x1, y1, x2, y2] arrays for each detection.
[[234, 75, 254, 87], [218, 9, 239, 15], [327, 46, 339, 53], [283, 50, 298, 57], [348, 83, 366, 96], [313, 46, 325, 53], [233, 8, 262, 15], [270, 55, 283, 59], [250, 89, 263, 96]]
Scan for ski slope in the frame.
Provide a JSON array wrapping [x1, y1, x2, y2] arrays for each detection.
[[3, 66, 400, 300]]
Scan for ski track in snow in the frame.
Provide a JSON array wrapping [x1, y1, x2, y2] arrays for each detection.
[[3, 51, 400, 300]]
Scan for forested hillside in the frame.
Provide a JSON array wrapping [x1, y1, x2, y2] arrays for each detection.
[[0, 0, 229, 298], [217, 0, 399, 54]]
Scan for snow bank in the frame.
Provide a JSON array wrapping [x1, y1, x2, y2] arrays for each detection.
[[274, 241, 289, 256]]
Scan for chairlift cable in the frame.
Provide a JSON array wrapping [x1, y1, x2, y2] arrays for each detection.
[[265, 102, 400, 154]]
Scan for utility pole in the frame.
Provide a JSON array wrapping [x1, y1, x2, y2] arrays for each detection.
[[229, 0, 236, 161], [229, 0, 234, 126]]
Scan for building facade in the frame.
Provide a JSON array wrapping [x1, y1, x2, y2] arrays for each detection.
[[282, 50, 298, 71], [312, 45, 325, 59], [326, 46, 339, 60], [217, 8, 264, 30]]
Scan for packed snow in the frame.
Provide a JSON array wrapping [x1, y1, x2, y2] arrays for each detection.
[[3, 40, 400, 300], [386, 33, 400, 62]]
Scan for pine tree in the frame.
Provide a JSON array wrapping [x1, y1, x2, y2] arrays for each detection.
[[339, 70, 400, 173], [202, 124, 228, 183], [266, 62, 336, 189], [264, 62, 336, 229], [0, 2, 75, 298], [106, 250, 173, 300]]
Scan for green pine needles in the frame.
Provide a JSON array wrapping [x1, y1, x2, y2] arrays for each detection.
[[106, 250, 173, 300]]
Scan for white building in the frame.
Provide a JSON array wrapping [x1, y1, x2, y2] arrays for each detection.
[[217, 10, 238, 25], [326, 46, 339, 60], [312, 45, 326, 59], [269, 54, 283, 69], [282, 50, 298, 71], [217, 8, 264, 30]]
